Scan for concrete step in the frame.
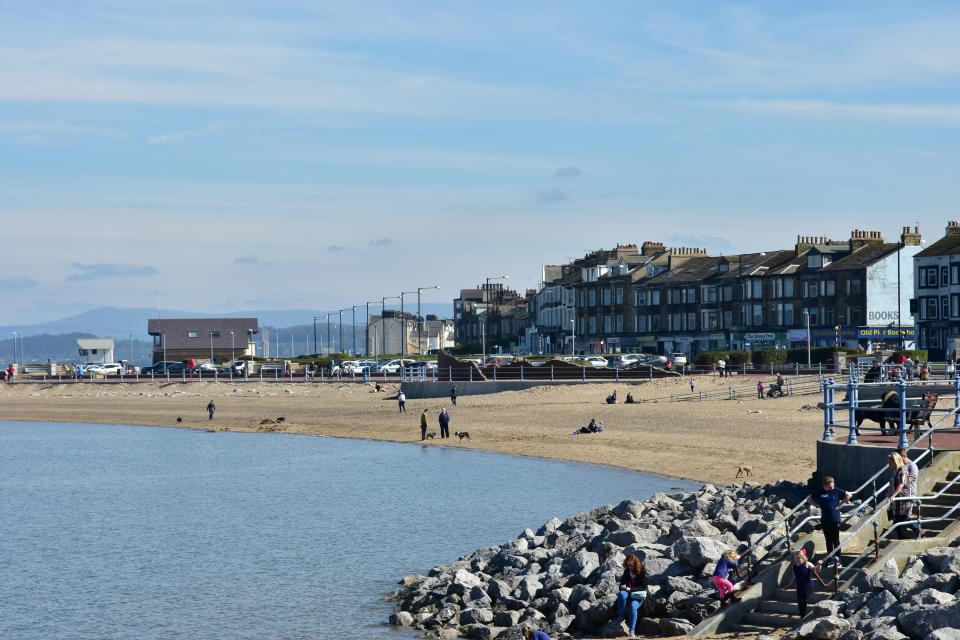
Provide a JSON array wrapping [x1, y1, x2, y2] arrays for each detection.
[[729, 623, 780, 633], [744, 611, 798, 628], [758, 599, 800, 615], [774, 588, 831, 602]]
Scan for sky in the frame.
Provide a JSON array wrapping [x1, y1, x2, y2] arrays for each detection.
[[2, 1, 960, 324]]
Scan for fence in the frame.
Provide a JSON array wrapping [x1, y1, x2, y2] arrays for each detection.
[[638, 374, 832, 403]]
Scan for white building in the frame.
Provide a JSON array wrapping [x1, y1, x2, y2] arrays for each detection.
[[77, 338, 115, 364]]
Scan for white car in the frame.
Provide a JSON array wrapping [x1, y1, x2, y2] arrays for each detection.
[[670, 353, 689, 367], [378, 359, 416, 374], [100, 363, 124, 375], [339, 360, 367, 375], [582, 356, 609, 368]]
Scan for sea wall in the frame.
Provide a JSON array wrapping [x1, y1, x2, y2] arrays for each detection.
[[400, 381, 606, 400]]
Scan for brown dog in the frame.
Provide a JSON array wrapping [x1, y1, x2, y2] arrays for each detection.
[[736, 465, 753, 478]]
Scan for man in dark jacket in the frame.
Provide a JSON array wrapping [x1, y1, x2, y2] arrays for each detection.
[[450, 385, 458, 406], [420, 409, 429, 441], [206, 400, 216, 420], [439, 408, 451, 438]]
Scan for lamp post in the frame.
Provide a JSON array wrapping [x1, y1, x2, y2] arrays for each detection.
[[339, 309, 348, 357], [804, 309, 811, 367], [351, 306, 357, 356], [325, 314, 331, 356], [382, 296, 400, 357], [400, 291, 418, 356], [313, 316, 322, 355], [162, 332, 167, 364], [483, 275, 509, 362], [366, 301, 381, 357], [571, 318, 576, 356], [11, 332, 17, 366], [209, 331, 215, 363], [417, 285, 439, 354], [835, 324, 841, 350], [230, 331, 236, 363]]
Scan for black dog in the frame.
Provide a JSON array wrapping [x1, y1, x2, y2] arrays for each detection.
[[455, 431, 471, 443], [176, 416, 183, 423], [276, 416, 286, 423], [425, 432, 436, 440]]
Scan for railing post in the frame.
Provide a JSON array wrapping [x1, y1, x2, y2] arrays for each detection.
[[833, 558, 840, 595], [915, 499, 922, 539], [469, 367, 473, 382], [954, 373, 960, 428], [822, 378, 834, 441], [582, 367, 585, 382], [872, 521, 880, 560], [493, 366, 497, 382], [847, 377, 859, 444], [550, 365, 554, 382], [819, 362, 823, 376], [795, 362, 800, 376], [648, 365, 652, 381], [871, 479, 878, 513], [898, 379, 909, 450], [520, 366, 524, 382], [615, 367, 619, 382]]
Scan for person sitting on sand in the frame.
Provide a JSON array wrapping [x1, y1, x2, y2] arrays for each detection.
[[374, 382, 383, 392], [606, 390, 617, 404], [614, 553, 647, 637], [625, 392, 634, 404], [574, 419, 604, 435], [712, 550, 745, 605]]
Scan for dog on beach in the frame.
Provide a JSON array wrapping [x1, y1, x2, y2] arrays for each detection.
[[176, 416, 183, 423], [425, 432, 436, 439], [276, 416, 285, 423], [736, 465, 753, 478], [455, 431, 471, 443]]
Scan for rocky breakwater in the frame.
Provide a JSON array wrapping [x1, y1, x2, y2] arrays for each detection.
[[783, 545, 960, 640], [387, 481, 807, 639]]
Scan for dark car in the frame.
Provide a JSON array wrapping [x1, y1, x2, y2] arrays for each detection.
[[141, 361, 180, 375]]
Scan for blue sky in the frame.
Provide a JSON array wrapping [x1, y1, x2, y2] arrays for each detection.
[[2, 1, 960, 324]]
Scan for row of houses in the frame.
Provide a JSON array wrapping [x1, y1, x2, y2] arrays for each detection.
[[453, 223, 960, 359]]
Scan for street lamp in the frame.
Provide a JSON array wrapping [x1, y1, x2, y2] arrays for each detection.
[[400, 291, 418, 356], [351, 306, 357, 356], [312, 316, 322, 355], [382, 295, 400, 357], [230, 331, 236, 363], [417, 285, 439, 354], [483, 275, 509, 362], [326, 314, 331, 356], [209, 331, 215, 363], [804, 309, 811, 367], [366, 301, 381, 357], [834, 324, 841, 350], [11, 332, 17, 366], [571, 318, 576, 356]]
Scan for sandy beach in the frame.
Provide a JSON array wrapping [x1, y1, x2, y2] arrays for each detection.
[[0, 374, 825, 485]]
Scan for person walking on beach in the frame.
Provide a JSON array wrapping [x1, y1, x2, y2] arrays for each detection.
[[689, 378, 696, 394], [615, 554, 647, 636], [717, 358, 726, 378], [806, 475, 851, 559], [784, 549, 819, 618], [419, 409, 429, 441], [206, 400, 216, 420], [450, 385, 457, 406], [398, 391, 406, 413], [438, 408, 450, 439], [756, 380, 764, 399]]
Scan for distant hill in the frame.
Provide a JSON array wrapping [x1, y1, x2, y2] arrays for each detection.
[[0, 304, 452, 340]]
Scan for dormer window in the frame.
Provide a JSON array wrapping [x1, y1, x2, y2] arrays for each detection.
[[807, 255, 823, 269]]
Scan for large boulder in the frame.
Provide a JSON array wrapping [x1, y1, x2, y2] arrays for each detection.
[[494, 610, 521, 627], [516, 576, 543, 602], [389, 611, 414, 626], [898, 600, 960, 638], [563, 549, 600, 581], [865, 628, 908, 640], [922, 547, 960, 574], [459, 607, 495, 625], [607, 527, 659, 547], [797, 615, 851, 640], [449, 569, 484, 596], [926, 630, 960, 640], [673, 536, 729, 567], [659, 617, 695, 636]]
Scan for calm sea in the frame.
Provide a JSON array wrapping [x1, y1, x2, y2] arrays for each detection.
[[0, 421, 698, 639]]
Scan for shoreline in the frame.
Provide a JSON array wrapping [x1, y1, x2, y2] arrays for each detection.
[[0, 377, 822, 485]]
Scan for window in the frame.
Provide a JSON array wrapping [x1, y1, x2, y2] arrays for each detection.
[[783, 278, 794, 297], [846, 278, 862, 295], [701, 309, 718, 330], [602, 289, 611, 305], [615, 315, 623, 332], [211, 330, 221, 338], [824, 307, 835, 325], [784, 303, 794, 325], [187, 331, 199, 338], [635, 290, 646, 305], [822, 280, 835, 296], [943, 296, 949, 320], [922, 267, 939, 287], [588, 290, 596, 307], [588, 317, 597, 334], [701, 286, 717, 303], [851, 307, 862, 324], [670, 288, 682, 304], [806, 307, 819, 325], [807, 254, 823, 269], [804, 281, 818, 298], [153, 335, 162, 346], [615, 288, 623, 305], [683, 287, 697, 303], [926, 298, 939, 319], [942, 267, 950, 286], [952, 265, 960, 286], [650, 290, 660, 305], [603, 315, 611, 333], [721, 286, 734, 302], [952, 294, 960, 318]]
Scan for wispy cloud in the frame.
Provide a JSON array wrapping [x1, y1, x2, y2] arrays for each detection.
[[149, 120, 229, 144], [327, 244, 347, 252], [369, 238, 392, 247], [535, 188, 568, 205], [0, 276, 40, 290], [718, 99, 960, 125], [553, 166, 583, 179], [234, 256, 258, 266], [66, 263, 159, 282]]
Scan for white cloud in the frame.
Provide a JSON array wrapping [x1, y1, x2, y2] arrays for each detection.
[[148, 120, 229, 144], [718, 100, 960, 125]]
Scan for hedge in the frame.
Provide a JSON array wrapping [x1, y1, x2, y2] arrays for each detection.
[[693, 350, 751, 366]]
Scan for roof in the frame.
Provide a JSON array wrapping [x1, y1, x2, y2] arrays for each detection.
[[821, 243, 898, 271], [77, 338, 114, 349], [917, 233, 960, 258], [147, 318, 259, 350], [644, 256, 724, 285]]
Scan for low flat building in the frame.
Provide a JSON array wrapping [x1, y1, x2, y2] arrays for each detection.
[[147, 318, 259, 364], [77, 338, 115, 364]]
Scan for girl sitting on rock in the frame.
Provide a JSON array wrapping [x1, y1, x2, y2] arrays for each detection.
[[522, 627, 551, 640], [712, 550, 745, 605], [615, 554, 647, 637]]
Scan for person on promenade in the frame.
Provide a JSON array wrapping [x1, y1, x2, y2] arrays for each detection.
[[712, 550, 745, 605], [717, 358, 726, 378], [521, 627, 552, 640], [615, 554, 647, 637], [420, 409, 429, 441], [438, 408, 450, 439], [887, 452, 917, 539], [806, 475, 852, 560], [450, 385, 457, 406], [689, 378, 696, 394], [896, 446, 919, 497], [757, 380, 764, 399], [784, 548, 819, 618], [398, 391, 406, 413], [206, 400, 216, 420], [948, 360, 956, 380]]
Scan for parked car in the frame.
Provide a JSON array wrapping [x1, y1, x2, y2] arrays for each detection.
[[339, 360, 368, 375], [141, 361, 180, 374], [581, 356, 609, 368], [231, 360, 250, 375], [484, 355, 515, 367], [670, 352, 689, 367], [99, 363, 124, 376], [608, 354, 641, 368], [378, 359, 416, 374], [406, 361, 438, 372], [258, 363, 285, 375]]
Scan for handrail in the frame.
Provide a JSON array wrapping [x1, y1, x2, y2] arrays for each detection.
[[742, 420, 950, 576]]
